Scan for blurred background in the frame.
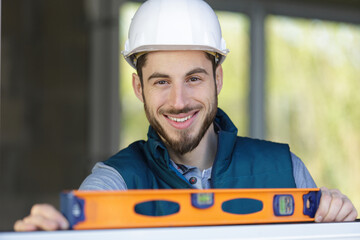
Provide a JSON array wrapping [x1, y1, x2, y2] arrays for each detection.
[[1, 0, 360, 231]]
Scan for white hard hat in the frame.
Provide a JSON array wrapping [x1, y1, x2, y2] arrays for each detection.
[[122, 0, 229, 68]]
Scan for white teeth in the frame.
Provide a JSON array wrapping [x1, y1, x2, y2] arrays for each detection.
[[168, 115, 192, 123]]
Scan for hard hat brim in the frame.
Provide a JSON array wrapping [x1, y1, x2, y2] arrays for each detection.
[[122, 45, 229, 69]]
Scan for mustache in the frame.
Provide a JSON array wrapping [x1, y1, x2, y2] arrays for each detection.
[[159, 106, 201, 115]]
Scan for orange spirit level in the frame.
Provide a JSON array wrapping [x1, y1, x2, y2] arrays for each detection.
[[60, 188, 321, 230]]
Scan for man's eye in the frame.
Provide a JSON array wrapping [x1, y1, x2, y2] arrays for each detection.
[[156, 80, 167, 85], [189, 77, 200, 82]]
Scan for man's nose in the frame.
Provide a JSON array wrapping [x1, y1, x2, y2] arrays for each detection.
[[168, 84, 188, 109]]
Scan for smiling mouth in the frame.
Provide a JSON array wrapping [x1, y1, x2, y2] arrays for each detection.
[[167, 115, 192, 123], [163, 111, 198, 129]]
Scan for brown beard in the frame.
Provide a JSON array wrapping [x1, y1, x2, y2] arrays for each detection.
[[143, 94, 218, 155]]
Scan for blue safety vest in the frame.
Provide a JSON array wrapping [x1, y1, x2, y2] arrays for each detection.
[[104, 108, 296, 215]]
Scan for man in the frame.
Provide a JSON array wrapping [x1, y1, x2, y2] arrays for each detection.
[[14, 0, 357, 231]]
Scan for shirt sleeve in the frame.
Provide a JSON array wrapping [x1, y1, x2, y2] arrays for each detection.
[[291, 152, 317, 188], [79, 162, 128, 190]]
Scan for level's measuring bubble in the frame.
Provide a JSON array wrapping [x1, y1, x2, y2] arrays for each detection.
[[197, 193, 212, 204], [273, 195, 294, 216], [191, 193, 214, 209], [72, 203, 82, 218]]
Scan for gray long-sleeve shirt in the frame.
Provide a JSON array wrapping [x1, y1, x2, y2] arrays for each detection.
[[79, 152, 317, 190]]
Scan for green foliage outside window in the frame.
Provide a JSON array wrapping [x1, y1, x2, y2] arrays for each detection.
[[267, 16, 360, 211]]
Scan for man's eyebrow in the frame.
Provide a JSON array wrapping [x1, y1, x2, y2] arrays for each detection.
[[147, 68, 208, 81], [147, 72, 170, 81], [186, 68, 209, 76]]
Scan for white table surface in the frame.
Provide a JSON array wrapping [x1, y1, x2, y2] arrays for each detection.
[[1, 221, 359, 240]]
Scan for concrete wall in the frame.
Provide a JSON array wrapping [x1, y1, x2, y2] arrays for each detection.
[[1, 0, 90, 230]]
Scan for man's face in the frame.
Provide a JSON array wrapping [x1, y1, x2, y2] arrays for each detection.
[[132, 51, 223, 155]]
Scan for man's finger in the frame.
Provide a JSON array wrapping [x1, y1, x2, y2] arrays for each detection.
[[30, 204, 69, 230], [334, 198, 355, 222], [343, 209, 358, 222], [14, 220, 38, 232], [23, 214, 60, 231], [321, 188, 344, 222], [315, 187, 331, 222]]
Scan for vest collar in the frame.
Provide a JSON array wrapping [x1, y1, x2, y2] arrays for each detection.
[[214, 108, 238, 161]]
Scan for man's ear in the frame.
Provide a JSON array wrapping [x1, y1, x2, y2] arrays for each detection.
[[215, 64, 223, 95], [132, 73, 144, 103]]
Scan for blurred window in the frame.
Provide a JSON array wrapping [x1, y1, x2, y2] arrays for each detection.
[[266, 16, 360, 208]]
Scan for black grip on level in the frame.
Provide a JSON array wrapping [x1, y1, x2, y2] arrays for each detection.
[[303, 190, 321, 218]]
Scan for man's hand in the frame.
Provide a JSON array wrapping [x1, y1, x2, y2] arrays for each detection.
[[14, 204, 69, 231], [315, 187, 358, 222]]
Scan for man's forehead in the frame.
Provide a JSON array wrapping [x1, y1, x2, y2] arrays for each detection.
[[143, 50, 212, 74]]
